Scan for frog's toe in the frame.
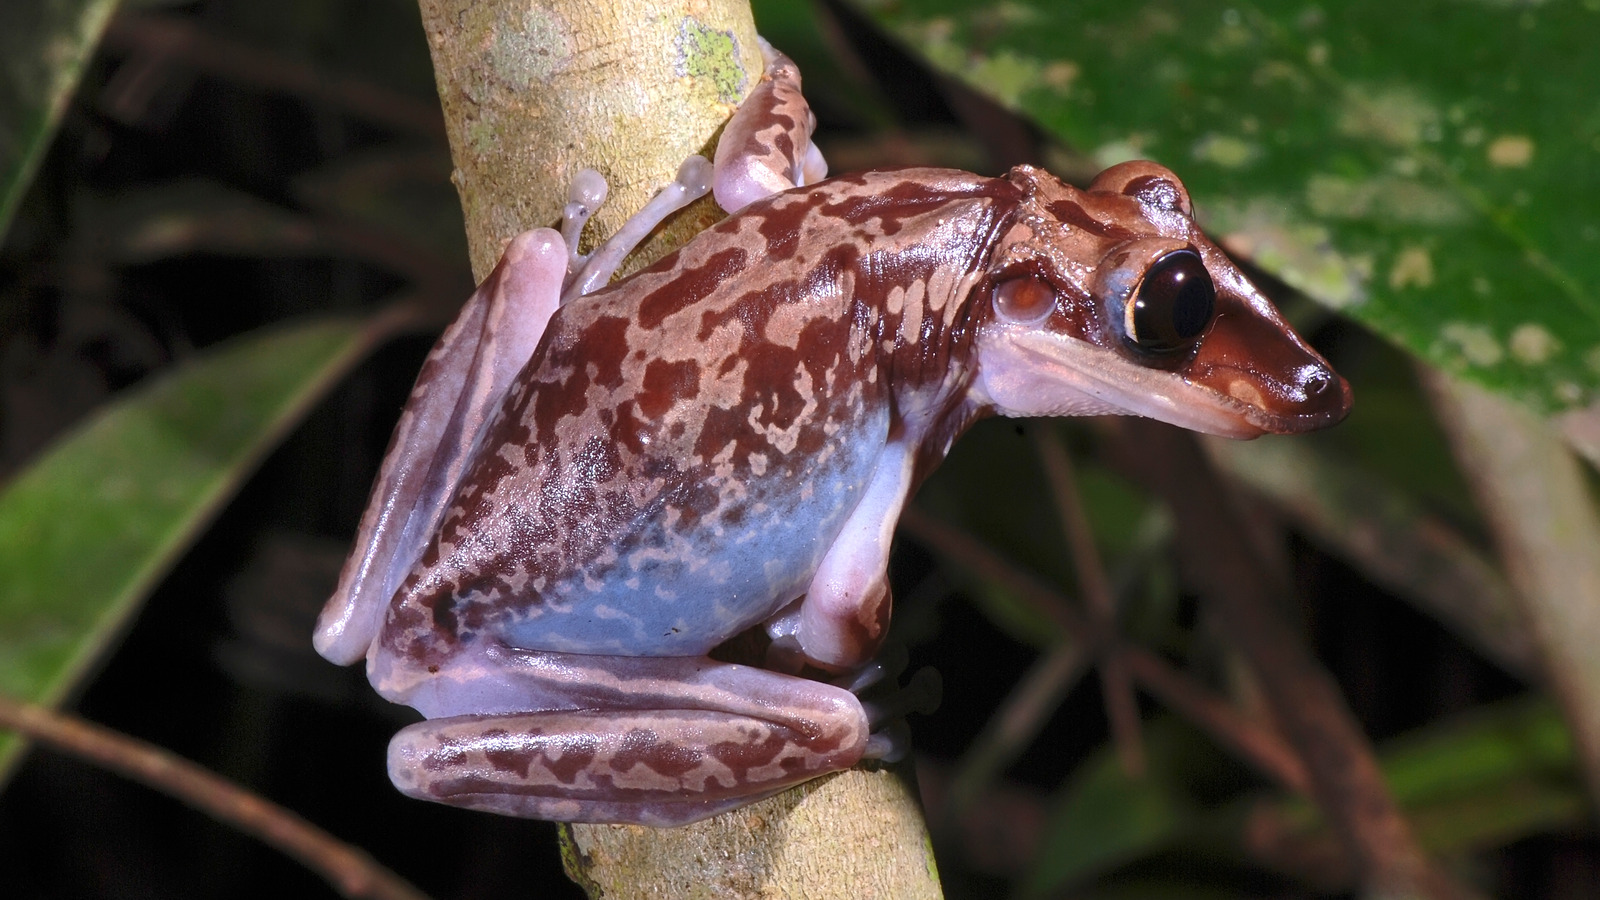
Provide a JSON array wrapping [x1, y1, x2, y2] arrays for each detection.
[[864, 719, 912, 763], [861, 665, 942, 729], [853, 661, 939, 764], [834, 645, 909, 694]]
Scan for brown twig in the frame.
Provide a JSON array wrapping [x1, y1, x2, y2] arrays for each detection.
[[0, 693, 430, 900], [942, 640, 1094, 818], [899, 506, 1315, 805], [1119, 646, 1310, 795], [1100, 419, 1479, 900], [899, 506, 1088, 638], [1031, 427, 1146, 776], [102, 13, 446, 140]]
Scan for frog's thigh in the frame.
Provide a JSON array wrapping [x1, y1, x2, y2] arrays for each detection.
[[381, 639, 862, 721], [315, 229, 566, 665], [797, 441, 917, 669], [386, 654, 870, 826]]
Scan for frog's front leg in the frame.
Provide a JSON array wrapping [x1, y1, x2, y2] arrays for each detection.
[[712, 39, 826, 214], [778, 441, 919, 671], [563, 156, 712, 299], [381, 646, 870, 826]]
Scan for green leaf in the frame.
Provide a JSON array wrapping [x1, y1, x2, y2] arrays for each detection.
[[1026, 698, 1584, 895], [0, 0, 121, 241], [862, 0, 1600, 413], [1384, 697, 1579, 834], [1025, 719, 1205, 895], [0, 317, 385, 779]]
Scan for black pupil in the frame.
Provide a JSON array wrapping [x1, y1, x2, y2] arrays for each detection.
[[1132, 251, 1214, 352]]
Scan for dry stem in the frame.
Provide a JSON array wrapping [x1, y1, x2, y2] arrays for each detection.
[[0, 694, 428, 900], [1102, 419, 1479, 900]]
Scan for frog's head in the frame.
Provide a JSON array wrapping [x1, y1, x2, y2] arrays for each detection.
[[971, 161, 1351, 439]]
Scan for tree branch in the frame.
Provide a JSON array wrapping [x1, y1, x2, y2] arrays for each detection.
[[0, 693, 428, 900], [411, 2, 942, 895]]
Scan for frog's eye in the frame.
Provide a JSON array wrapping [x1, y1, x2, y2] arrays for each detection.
[[1124, 250, 1214, 353], [993, 276, 1057, 325]]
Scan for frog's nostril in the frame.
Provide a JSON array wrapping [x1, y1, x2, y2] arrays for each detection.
[[1303, 369, 1332, 398]]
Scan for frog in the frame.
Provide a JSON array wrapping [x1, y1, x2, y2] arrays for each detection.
[[313, 42, 1351, 826]]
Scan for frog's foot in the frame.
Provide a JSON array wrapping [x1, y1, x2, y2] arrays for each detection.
[[864, 720, 913, 763], [848, 655, 941, 764], [560, 156, 712, 302], [379, 648, 871, 826], [835, 644, 909, 693], [862, 666, 941, 763], [860, 666, 941, 726]]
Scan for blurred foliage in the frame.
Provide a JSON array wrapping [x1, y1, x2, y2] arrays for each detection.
[[1028, 698, 1582, 896], [0, 316, 383, 777], [857, 0, 1600, 896], [0, 0, 1596, 897], [0, 0, 120, 240]]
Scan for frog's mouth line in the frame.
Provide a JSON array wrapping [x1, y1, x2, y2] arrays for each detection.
[[993, 327, 1342, 438]]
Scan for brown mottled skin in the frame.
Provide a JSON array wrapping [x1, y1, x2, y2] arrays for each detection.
[[712, 41, 826, 210], [381, 168, 1030, 670]]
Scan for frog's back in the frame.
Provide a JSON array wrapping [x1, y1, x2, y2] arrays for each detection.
[[391, 169, 1021, 657]]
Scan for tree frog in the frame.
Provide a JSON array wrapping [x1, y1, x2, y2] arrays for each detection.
[[314, 44, 1350, 826]]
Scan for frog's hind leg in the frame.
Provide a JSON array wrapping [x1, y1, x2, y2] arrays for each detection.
[[315, 231, 566, 664], [382, 647, 871, 826], [320, 157, 712, 665]]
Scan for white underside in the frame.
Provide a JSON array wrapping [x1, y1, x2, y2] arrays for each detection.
[[972, 323, 1264, 439]]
